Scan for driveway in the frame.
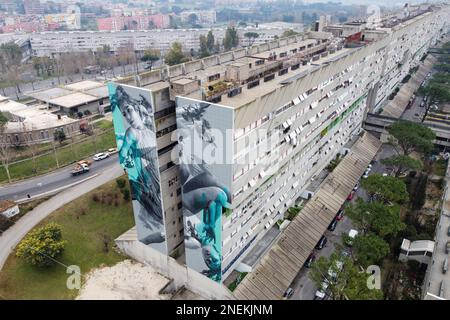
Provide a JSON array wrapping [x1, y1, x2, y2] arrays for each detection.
[[0, 163, 124, 270]]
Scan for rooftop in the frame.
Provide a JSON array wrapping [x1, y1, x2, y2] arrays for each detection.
[[0, 95, 78, 132], [26, 80, 108, 108]]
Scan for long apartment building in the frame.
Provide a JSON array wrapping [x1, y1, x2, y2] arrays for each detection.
[[108, 5, 449, 285], [22, 24, 302, 57]]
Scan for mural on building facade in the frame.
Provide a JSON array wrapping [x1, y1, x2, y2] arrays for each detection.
[[176, 97, 233, 282], [108, 83, 167, 254]]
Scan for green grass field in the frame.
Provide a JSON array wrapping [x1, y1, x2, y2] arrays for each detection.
[[0, 179, 134, 300], [0, 130, 116, 183]]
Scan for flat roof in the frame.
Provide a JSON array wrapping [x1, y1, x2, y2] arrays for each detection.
[[65, 80, 104, 91], [49, 92, 99, 108], [27, 87, 72, 101], [0, 97, 78, 132], [172, 78, 197, 85], [233, 132, 382, 300], [217, 46, 352, 110]]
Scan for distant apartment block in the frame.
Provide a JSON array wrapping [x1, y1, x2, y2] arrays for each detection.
[[179, 10, 217, 25], [23, 0, 42, 15], [97, 14, 170, 31], [25, 25, 302, 57]]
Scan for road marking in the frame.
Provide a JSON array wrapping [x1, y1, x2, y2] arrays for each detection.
[[15, 174, 100, 203]]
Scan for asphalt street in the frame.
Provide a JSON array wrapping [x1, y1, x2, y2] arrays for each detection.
[[0, 153, 121, 201]]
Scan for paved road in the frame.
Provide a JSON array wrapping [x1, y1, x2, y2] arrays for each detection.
[[1, 60, 160, 100], [0, 154, 121, 201], [0, 163, 124, 270]]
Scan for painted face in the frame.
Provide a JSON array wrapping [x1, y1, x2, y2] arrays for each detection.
[[123, 104, 144, 129]]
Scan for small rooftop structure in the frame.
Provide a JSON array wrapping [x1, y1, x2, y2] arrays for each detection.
[[0, 200, 19, 219]]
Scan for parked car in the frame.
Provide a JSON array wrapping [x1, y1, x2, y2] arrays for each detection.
[[347, 191, 355, 201], [316, 236, 327, 250], [283, 287, 294, 299], [443, 258, 448, 274], [108, 147, 118, 154], [346, 229, 359, 246], [336, 209, 344, 221], [93, 152, 110, 161], [446, 241, 450, 254], [353, 183, 359, 192], [328, 218, 338, 231], [314, 281, 329, 300], [447, 226, 450, 236], [304, 253, 316, 268]]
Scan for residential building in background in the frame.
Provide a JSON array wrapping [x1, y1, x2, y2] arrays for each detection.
[[108, 3, 449, 292], [180, 10, 217, 26], [26, 24, 304, 56], [23, 0, 42, 15], [97, 14, 170, 31]]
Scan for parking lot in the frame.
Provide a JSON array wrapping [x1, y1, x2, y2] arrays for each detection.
[[289, 144, 393, 300]]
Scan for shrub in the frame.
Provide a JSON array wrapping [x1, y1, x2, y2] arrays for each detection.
[[0, 215, 14, 235], [116, 178, 126, 189], [412, 174, 428, 210], [92, 193, 100, 202], [122, 188, 130, 201], [16, 223, 67, 267]]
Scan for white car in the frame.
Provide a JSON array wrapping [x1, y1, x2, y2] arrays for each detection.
[[93, 152, 110, 161], [346, 229, 359, 246], [315, 281, 329, 300]]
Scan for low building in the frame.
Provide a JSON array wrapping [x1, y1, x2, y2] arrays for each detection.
[[0, 200, 19, 218], [27, 80, 110, 115], [399, 238, 435, 265], [0, 95, 80, 146]]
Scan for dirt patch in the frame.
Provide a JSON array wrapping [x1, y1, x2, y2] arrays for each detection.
[[76, 260, 172, 300]]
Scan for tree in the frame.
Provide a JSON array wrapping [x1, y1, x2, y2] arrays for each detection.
[[0, 111, 11, 182], [54, 128, 66, 145], [0, 42, 22, 72], [353, 234, 390, 267], [381, 155, 422, 177], [16, 223, 67, 267], [198, 35, 210, 58], [420, 83, 450, 104], [387, 120, 435, 156], [223, 26, 239, 51], [244, 32, 259, 46], [309, 252, 384, 300], [281, 29, 300, 38], [206, 30, 215, 53], [371, 204, 405, 238], [346, 199, 405, 237], [187, 13, 198, 26], [141, 49, 160, 63], [165, 42, 189, 66], [361, 174, 409, 204]]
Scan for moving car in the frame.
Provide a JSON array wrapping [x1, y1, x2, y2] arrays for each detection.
[[93, 152, 110, 161], [446, 241, 450, 254], [336, 209, 344, 221], [304, 253, 316, 268], [71, 163, 90, 176], [316, 236, 327, 250]]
